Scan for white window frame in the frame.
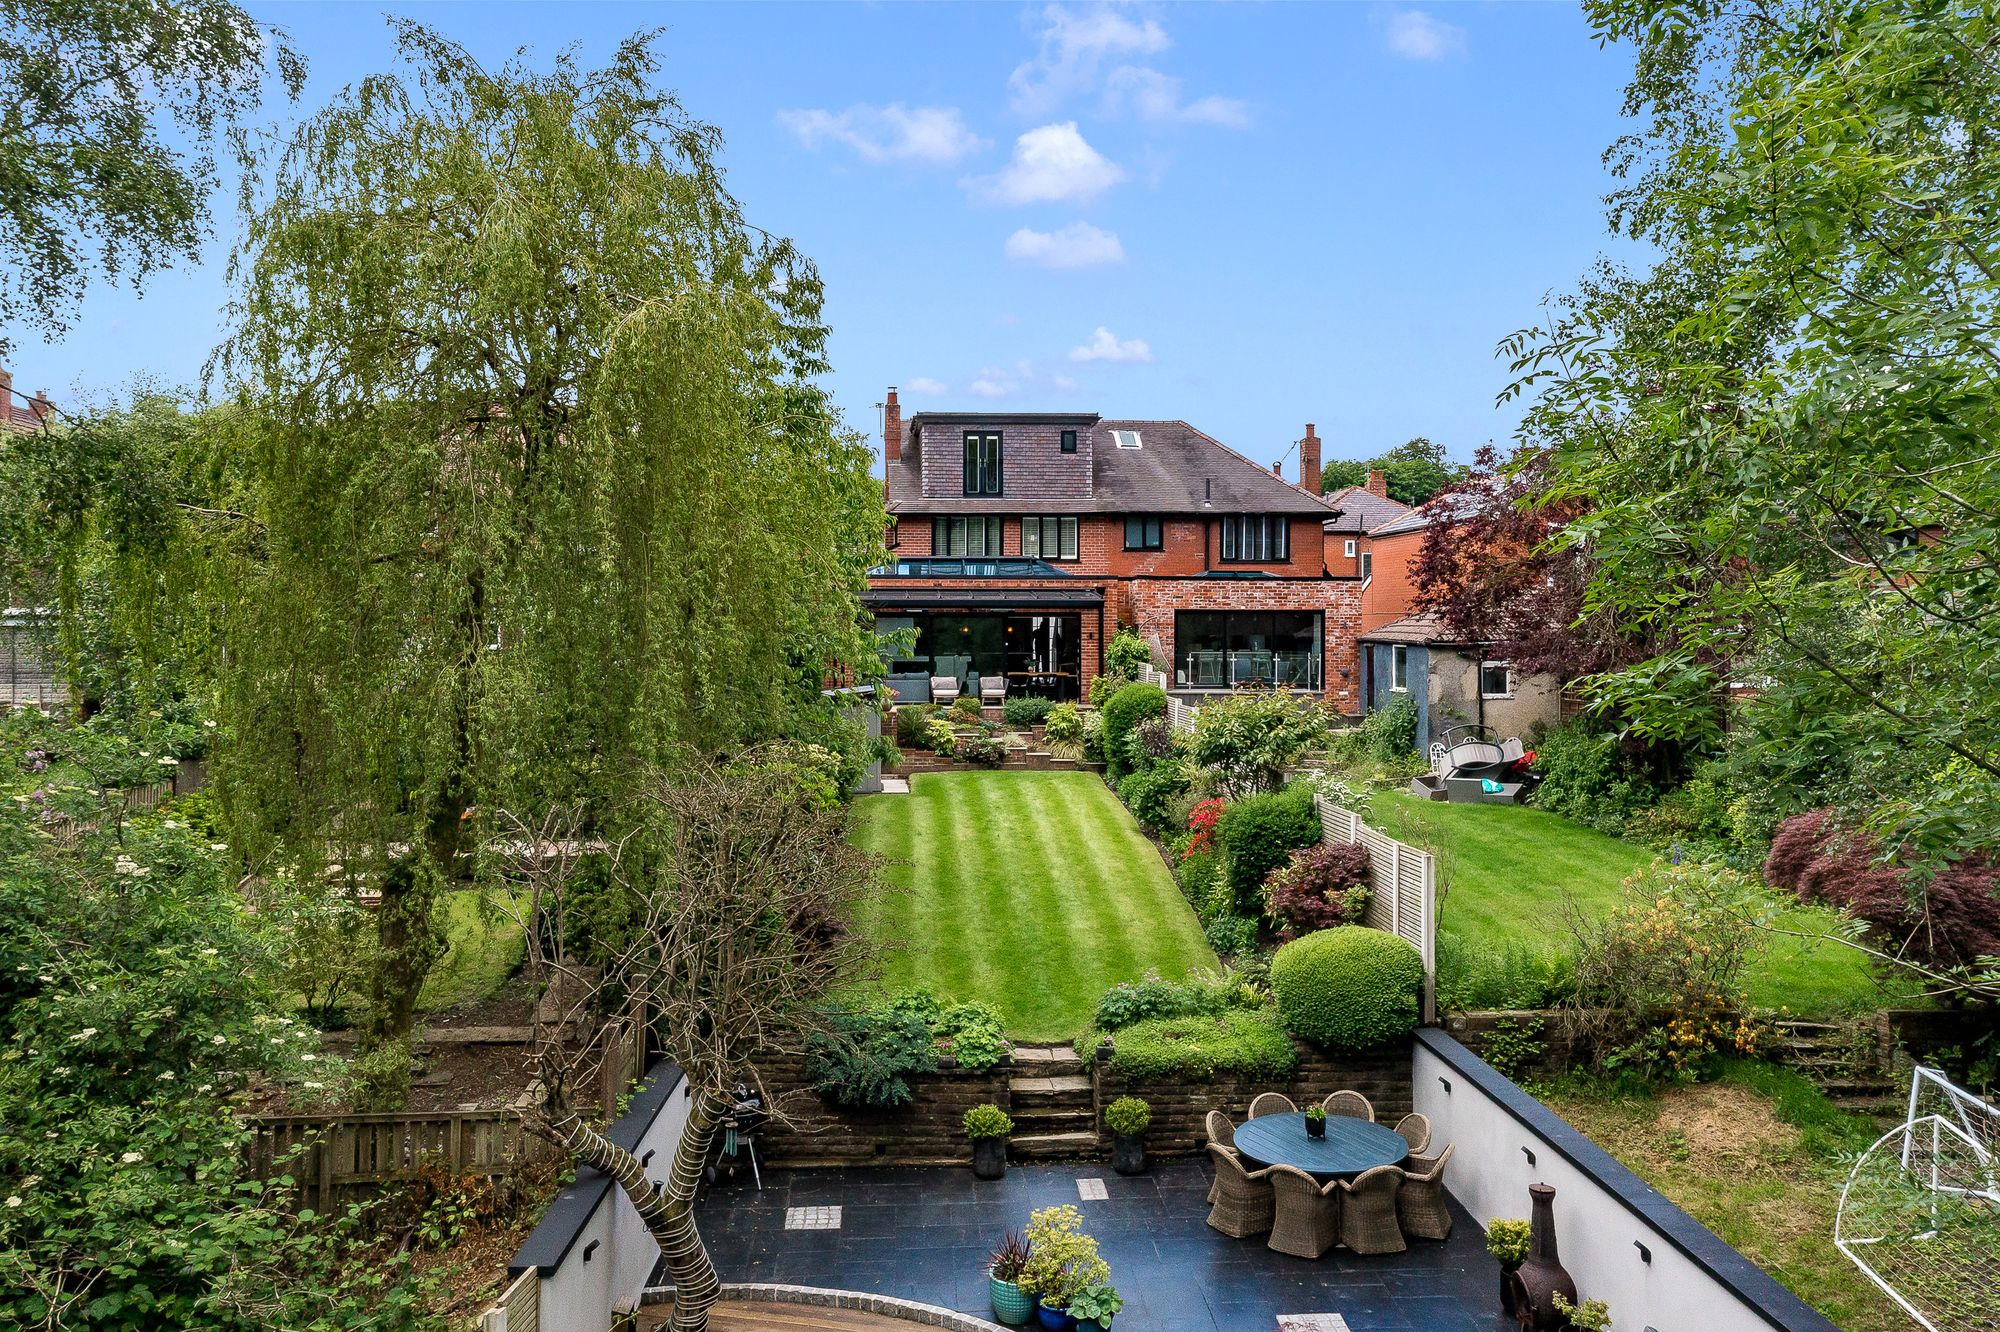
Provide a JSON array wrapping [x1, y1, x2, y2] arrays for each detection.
[[1480, 659, 1514, 699], [1344, 538, 1357, 558], [1391, 643, 1409, 692], [1360, 550, 1373, 582]]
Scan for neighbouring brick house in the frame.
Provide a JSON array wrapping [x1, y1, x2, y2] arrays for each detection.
[[1, 365, 64, 709], [1348, 495, 1564, 748], [868, 391, 1368, 710]]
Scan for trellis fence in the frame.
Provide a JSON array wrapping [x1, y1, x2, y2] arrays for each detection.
[[243, 1110, 550, 1213], [1315, 796, 1437, 1021]]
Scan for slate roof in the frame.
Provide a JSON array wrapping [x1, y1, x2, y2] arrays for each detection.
[[888, 415, 1336, 516], [1320, 484, 1412, 534], [1357, 612, 1472, 645], [1367, 488, 1484, 536]]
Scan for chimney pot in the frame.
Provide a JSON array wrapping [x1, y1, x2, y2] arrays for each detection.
[[1366, 468, 1389, 499], [30, 390, 50, 422], [883, 387, 902, 464], [1300, 424, 1323, 496], [1272, 461, 1282, 477]]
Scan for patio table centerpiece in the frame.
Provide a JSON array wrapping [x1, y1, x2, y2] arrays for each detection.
[[1303, 1104, 1327, 1139]]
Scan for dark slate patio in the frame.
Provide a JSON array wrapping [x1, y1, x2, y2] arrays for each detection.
[[693, 1160, 1512, 1332]]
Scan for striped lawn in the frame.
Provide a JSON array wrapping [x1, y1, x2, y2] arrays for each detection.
[[851, 771, 1216, 1040]]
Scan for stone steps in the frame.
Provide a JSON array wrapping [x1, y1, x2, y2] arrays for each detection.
[[1011, 1075, 1093, 1109], [1009, 1131, 1098, 1160], [1011, 1043, 1085, 1075], [1010, 1105, 1095, 1132]]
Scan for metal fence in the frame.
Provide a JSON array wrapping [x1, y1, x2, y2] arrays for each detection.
[[1316, 796, 1437, 1021]]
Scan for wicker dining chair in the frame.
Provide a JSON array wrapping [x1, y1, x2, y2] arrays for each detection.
[[1248, 1091, 1297, 1119], [1266, 1165, 1342, 1260], [1393, 1112, 1432, 1155], [1205, 1109, 1236, 1204], [1338, 1164, 1407, 1255], [1320, 1090, 1374, 1122], [1205, 1143, 1276, 1239], [1396, 1142, 1454, 1241]]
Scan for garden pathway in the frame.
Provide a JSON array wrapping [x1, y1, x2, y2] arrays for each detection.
[[1008, 1044, 1095, 1159]]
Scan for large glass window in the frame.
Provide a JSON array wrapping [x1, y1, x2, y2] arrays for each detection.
[[933, 516, 1004, 557], [963, 431, 1003, 495], [1221, 515, 1290, 562], [1123, 516, 1163, 550], [1174, 611, 1322, 690], [1022, 516, 1079, 560], [878, 612, 1082, 700]]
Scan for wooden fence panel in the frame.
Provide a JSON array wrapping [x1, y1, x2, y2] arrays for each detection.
[[243, 1110, 546, 1211], [481, 1268, 540, 1332], [1316, 796, 1436, 1022]]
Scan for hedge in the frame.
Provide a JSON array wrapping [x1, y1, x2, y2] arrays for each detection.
[[1271, 926, 1423, 1052], [1107, 1008, 1298, 1082], [1101, 682, 1167, 779], [1216, 784, 1320, 916]]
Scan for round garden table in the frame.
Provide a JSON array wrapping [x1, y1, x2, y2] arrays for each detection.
[[1232, 1112, 1409, 1182]]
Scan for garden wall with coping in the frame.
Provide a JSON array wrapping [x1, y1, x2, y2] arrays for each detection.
[[1093, 1035, 1413, 1155], [756, 1053, 1015, 1167]]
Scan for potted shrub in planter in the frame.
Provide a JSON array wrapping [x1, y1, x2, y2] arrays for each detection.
[[1018, 1205, 1110, 1332], [965, 1103, 1013, 1180], [1303, 1104, 1327, 1139], [1104, 1096, 1150, 1175], [1485, 1217, 1531, 1319], [1067, 1283, 1123, 1331], [987, 1230, 1035, 1326], [1553, 1295, 1612, 1331]]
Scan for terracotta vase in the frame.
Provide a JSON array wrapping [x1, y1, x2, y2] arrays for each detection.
[[1506, 1184, 1577, 1331]]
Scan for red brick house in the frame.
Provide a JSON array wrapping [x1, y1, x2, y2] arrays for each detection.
[[868, 391, 1369, 710]]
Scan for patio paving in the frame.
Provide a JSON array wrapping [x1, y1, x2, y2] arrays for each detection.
[[692, 1160, 1512, 1332]]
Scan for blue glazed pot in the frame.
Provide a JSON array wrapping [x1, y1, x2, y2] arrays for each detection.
[[989, 1273, 1034, 1326], [1037, 1302, 1076, 1331]]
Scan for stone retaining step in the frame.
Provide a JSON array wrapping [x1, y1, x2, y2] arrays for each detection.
[[1009, 1131, 1098, 1160], [1011, 1044, 1085, 1075], [1010, 1106, 1095, 1131], [1011, 1075, 1093, 1108]]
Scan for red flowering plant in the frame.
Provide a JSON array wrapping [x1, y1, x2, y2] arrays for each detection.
[[1185, 797, 1225, 859]]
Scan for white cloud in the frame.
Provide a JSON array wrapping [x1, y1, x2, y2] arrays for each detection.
[[967, 368, 1017, 398], [1068, 326, 1153, 364], [1103, 66, 1250, 128], [1053, 375, 1080, 391], [1010, 4, 1169, 116], [1004, 221, 1126, 269], [971, 122, 1125, 205], [904, 376, 948, 395], [777, 103, 986, 164], [1386, 10, 1467, 61]]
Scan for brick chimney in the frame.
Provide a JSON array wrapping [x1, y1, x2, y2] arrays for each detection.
[[1365, 469, 1388, 499], [883, 387, 902, 463], [0, 365, 12, 414], [1271, 461, 1282, 477], [1300, 424, 1322, 495], [30, 389, 50, 423]]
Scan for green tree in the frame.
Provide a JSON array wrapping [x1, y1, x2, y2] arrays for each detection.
[[1320, 437, 1464, 504], [205, 23, 887, 1067], [1504, 1, 2000, 866], [0, 0, 303, 356]]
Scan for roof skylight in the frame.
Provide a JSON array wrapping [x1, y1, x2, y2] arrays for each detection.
[[1111, 429, 1142, 449]]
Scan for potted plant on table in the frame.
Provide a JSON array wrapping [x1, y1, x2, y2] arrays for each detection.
[[1104, 1096, 1151, 1176], [1067, 1283, 1123, 1331], [966, 1104, 1013, 1180], [1018, 1205, 1111, 1332], [1485, 1217, 1531, 1319], [1303, 1104, 1327, 1139], [987, 1229, 1035, 1326]]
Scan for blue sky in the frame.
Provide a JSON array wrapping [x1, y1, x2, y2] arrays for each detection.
[[11, 2, 1638, 475]]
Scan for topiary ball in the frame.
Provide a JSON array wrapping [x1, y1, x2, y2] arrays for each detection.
[[1270, 926, 1423, 1051]]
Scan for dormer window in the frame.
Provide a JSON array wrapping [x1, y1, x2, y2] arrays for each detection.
[[1111, 429, 1142, 449], [963, 432, 1003, 495], [1060, 429, 1077, 454]]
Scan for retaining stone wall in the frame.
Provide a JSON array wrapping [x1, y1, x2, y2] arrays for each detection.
[[756, 1053, 1014, 1167], [1094, 1035, 1414, 1156]]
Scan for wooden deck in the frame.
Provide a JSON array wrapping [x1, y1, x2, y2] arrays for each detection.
[[636, 1300, 942, 1330]]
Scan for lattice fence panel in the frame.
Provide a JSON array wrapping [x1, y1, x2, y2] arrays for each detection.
[[1316, 796, 1435, 1020]]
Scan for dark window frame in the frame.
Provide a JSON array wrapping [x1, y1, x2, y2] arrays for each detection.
[[932, 515, 1005, 557], [1123, 516, 1164, 551], [963, 431, 1004, 496], [1022, 515, 1080, 561], [1220, 514, 1291, 563], [1060, 429, 1077, 454]]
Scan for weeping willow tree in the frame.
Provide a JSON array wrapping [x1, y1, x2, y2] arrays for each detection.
[[208, 22, 886, 1066]]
